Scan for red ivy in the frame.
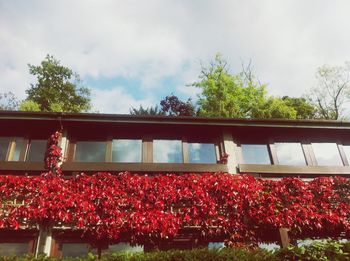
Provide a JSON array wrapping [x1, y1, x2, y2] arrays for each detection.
[[1, 131, 350, 245], [44, 130, 62, 176], [2, 172, 350, 245]]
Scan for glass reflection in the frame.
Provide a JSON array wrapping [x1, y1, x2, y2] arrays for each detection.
[[342, 145, 350, 164], [0, 243, 29, 255], [189, 143, 216, 163], [275, 142, 306, 165], [27, 139, 46, 162], [112, 139, 142, 162], [0, 137, 10, 161], [75, 141, 106, 162], [312, 143, 343, 166], [12, 138, 24, 161], [241, 144, 271, 164], [61, 243, 91, 257], [153, 140, 183, 163]]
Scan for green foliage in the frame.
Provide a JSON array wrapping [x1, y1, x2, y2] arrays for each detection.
[[276, 240, 350, 261], [251, 96, 297, 119], [19, 100, 41, 112], [282, 96, 316, 119], [3, 241, 350, 260], [191, 54, 315, 119], [129, 105, 165, 116], [0, 248, 274, 261], [25, 55, 91, 113]]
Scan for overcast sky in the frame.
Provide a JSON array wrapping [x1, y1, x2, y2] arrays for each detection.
[[1, 0, 350, 113]]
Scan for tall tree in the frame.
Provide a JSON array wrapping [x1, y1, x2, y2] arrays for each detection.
[[0, 92, 19, 110], [307, 63, 350, 120], [22, 55, 91, 112], [191, 54, 298, 119]]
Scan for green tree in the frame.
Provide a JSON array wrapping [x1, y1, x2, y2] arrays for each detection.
[[307, 63, 350, 120], [19, 100, 41, 112], [282, 96, 316, 119], [251, 96, 297, 119], [192, 54, 297, 119], [130, 105, 165, 116], [22, 55, 91, 112], [0, 92, 19, 110]]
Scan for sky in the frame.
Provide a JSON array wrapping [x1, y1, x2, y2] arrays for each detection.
[[1, 0, 350, 114]]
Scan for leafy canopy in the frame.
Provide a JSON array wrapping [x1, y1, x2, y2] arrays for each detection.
[[22, 55, 91, 112], [130, 105, 165, 116], [192, 54, 304, 119]]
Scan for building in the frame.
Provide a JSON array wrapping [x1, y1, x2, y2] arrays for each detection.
[[1, 111, 350, 256]]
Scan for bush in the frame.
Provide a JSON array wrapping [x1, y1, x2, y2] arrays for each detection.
[[276, 240, 350, 261], [2, 241, 350, 261]]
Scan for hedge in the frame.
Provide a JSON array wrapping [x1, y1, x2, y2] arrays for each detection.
[[1, 240, 350, 261]]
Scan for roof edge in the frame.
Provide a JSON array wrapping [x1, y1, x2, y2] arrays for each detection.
[[0, 110, 349, 129]]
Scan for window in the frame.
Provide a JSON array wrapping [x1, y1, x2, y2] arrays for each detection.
[[107, 243, 143, 253], [0, 137, 10, 161], [153, 139, 183, 163], [112, 139, 142, 162], [241, 144, 271, 164], [0, 243, 29, 255], [0, 137, 24, 161], [188, 143, 217, 163], [75, 141, 106, 162], [61, 243, 92, 257], [275, 142, 306, 166], [312, 143, 343, 166], [26, 140, 47, 162]]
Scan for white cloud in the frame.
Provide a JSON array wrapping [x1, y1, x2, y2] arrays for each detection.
[[91, 87, 155, 114], [1, 0, 350, 111]]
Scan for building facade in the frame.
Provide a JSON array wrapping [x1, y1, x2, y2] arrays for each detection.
[[1, 111, 350, 256]]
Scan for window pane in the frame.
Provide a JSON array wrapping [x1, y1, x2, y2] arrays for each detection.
[[0, 243, 29, 255], [112, 139, 142, 162], [312, 143, 343, 166], [107, 243, 143, 253], [342, 145, 350, 164], [241, 144, 271, 164], [189, 143, 217, 163], [75, 141, 106, 162], [27, 140, 46, 162], [61, 243, 91, 257], [12, 138, 24, 161], [275, 142, 306, 166], [153, 140, 183, 163], [0, 137, 10, 161]]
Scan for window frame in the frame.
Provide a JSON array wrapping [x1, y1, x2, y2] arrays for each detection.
[[68, 136, 221, 164], [271, 140, 308, 166], [236, 136, 350, 176], [310, 141, 345, 167], [0, 136, 48, 162], [237, 142, 273, 165]]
